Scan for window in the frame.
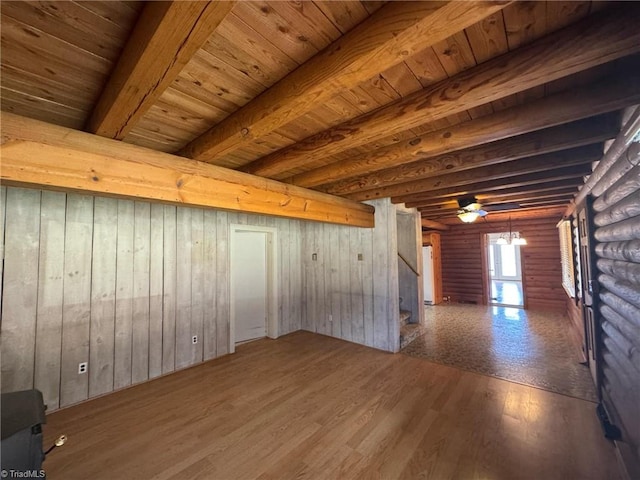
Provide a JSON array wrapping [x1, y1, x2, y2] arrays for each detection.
[[558, 220, 576, 298]]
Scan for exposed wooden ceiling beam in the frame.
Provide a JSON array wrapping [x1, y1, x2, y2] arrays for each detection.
[[409, 178, 585, 205], [420, 219, 450, 231], [0, 113, 374, 228], [419, 197, 575, 218], [416, 186, 578, 214], [396, 164, 594, 206], [320, 111, 620, 195], [292, 67, 639, 190], [179, 1, 511, 162], [244, 4, 640, 180], [350, 144, 602, 203], [86, 1, 235, 139], [411, 185, 583, 210], [434, 206, 568, 224]]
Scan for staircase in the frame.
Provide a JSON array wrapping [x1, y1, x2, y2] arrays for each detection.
[[399, 303, 422, 350]]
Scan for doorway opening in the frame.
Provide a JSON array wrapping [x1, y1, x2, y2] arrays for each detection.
[[486, 233, 524, 308], [230, 224, 278, 353]]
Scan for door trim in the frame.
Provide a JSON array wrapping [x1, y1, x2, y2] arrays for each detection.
[[229, 224, 278, 353]]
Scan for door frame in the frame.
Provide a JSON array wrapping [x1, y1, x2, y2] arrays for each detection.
[[483, 233, 527, 308], [229, 224, 278, 353]]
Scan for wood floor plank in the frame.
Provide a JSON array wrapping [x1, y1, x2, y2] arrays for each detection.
[[43, 332, 621, 480]]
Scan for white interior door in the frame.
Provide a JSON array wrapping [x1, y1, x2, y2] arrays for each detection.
[[232, 230, 267, 343]]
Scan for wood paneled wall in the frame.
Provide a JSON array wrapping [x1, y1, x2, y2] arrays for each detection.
[[396, 210, 422, 326], [0, 186, 303, 411], [301, 198, 401, 352], [440, 216, 566, 311], [592, 164, 640, 476]]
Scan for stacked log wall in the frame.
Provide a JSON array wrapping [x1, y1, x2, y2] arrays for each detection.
[[440, 216, 566, 311], [592, 157, 640, 477]]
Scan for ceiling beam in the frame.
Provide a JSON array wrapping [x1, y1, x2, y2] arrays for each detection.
[[410, 185, 583, 210], [417, 190, 578, 213], [292, 66, 639, 190], [347, 143, 603, 202], [86, 1, 235, 139], [419, 197, 575, 218], [435, 206, 568, 224], [396, 164, 594, 206], [244, 4, 640, 181], [420, 219, 450, 231], [321, 110, 621, 195], [1, 113, 374, 228], [179, 1, 511, 162]]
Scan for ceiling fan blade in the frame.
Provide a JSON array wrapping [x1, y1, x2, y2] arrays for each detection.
[[484, 203, 521, 212]]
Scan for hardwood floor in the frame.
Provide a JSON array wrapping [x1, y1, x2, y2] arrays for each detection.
[[43, 331, 620, 480]]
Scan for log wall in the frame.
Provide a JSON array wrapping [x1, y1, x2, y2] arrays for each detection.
[[440, 216, 566, 311], [592, 161, 640, 477], [0, 186, 303, 411]]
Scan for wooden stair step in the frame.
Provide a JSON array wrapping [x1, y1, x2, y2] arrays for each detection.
[[400, 322, 424, 350]]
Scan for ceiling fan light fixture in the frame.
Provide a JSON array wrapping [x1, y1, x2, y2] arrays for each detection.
[[497, 216, 527, 245], [458, 211, 480, 223]]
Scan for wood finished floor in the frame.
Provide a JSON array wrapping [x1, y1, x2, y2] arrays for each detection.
[[43, 331, 620, 480]]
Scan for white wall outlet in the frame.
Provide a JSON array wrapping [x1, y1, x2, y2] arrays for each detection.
[[192, 335, 198, 344], [328, 314, 333, 323], [78, 362, 88, 374]]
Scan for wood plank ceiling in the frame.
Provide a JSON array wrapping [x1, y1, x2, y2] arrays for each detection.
[[2, 1, 639, 226]]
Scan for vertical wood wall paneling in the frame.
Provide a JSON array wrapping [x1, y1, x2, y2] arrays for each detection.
[[89, 196, 117, 398], [175, 207, 192, 369], [0, 187, 5, 321], [349, 227, 365, 345], [278, 218, 292, 335], [372, 199, 390, 351], [148, 204, 164, 378], [1, 187, 312, 410], [216, 211, 229, 356], [132, 202, 151, 384], [290, 220, 302, 334], [316, 222, 327, 335], [339, 226, 352, 342], [114, 200, 134, 390], [203, 210, 218, 361], [162, 205, 177, 374], [34, 191, 66, 409], [328, 224, 341, 338], [362, 221, 375, 348], [60, 194, 94, 407], [191, 208, 205, 364], [1, 188, 41, 392], [387, 205, 400, 353], [301, 222, 311, 331]]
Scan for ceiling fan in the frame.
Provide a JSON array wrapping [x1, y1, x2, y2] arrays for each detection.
[[457, 196, 487, 223]]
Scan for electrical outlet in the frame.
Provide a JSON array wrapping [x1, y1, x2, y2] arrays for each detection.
[[192, 335, 198, 344], [328, 314, 333, 323], [78, 362, 88, 374]]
